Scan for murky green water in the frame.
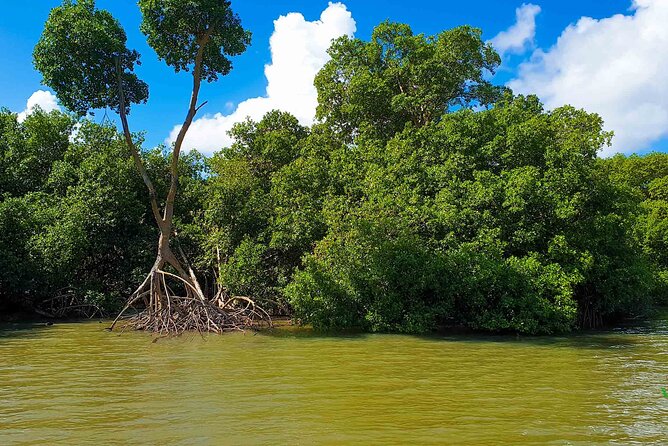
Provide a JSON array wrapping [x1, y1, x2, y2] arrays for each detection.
[[1, 318, 667, 445]]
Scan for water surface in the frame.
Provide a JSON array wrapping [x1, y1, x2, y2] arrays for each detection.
[[1, 318, 667, 445]]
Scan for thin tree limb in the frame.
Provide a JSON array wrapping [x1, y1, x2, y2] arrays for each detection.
[[115, 57, 164, 227]]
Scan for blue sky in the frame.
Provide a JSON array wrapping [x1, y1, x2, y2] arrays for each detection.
[[2, 0, 666, 156]]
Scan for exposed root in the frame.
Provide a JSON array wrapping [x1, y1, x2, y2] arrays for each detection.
[[38, 289, 105, 319], [116, 296, 271, 335], [109, 267, 272, 335]]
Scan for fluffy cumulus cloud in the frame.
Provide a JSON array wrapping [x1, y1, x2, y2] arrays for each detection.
[[490, 3, 541, 56], [17, 90, 60, 122], [168, 2, 356, 155], [508, 0, 668, 155]]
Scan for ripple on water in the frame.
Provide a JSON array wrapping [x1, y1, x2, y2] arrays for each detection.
[[0, 319, 667, 445]]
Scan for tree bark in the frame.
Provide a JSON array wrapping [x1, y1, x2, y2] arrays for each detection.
[[110, 35, 271, 334], [115, 57, 163, 226]]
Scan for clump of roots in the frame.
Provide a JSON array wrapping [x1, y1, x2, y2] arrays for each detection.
[[109, 267, 271, 336], [36, 288, 105, 319]]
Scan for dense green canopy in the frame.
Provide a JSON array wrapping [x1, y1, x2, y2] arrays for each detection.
[[315, 22, 502, 142], [33, 0, 148, 116], [0, 109, 206, 317], [2, 20, 666, 333], [138, 0, 251, 82]]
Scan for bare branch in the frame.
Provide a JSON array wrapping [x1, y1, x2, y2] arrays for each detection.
[[114, 57, 164, 227], [163, 29, 214, 224], [195, 100, 208, 113]]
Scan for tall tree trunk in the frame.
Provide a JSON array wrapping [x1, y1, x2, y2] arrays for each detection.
[[110, 38, 270, 334]]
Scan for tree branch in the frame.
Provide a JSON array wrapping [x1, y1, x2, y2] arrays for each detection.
[[163, 30, 214, 224], [115, 57, 164, 227], [195, 100, 208, 113]]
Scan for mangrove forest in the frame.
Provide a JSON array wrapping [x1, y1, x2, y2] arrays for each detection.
[[1, 0, 667, 336]]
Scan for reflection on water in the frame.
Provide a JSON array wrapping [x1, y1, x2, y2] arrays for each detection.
[[1, 317, 667, 445]]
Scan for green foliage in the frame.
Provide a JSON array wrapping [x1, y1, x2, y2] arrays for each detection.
[[138, 0, 251, 82], [33, 0, 148, 116], [287, 215, 455, 333], [0, 110, 205, 315], [193, 25, 660, 334], [0, 108, 74, 196], [286, 93, 652, 334], [0, 194, 57, 306], [602, 153, 668, 304], [198, 111, 309, 311], [6, 15, 666, 332], [315, 21, 502, 142]]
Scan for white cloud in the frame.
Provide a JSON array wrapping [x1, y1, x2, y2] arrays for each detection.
[[508, 0, 668, 155], [168, 2, 356, 155], [490, 3, 541, 56], [17, 90, 60, 122]]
